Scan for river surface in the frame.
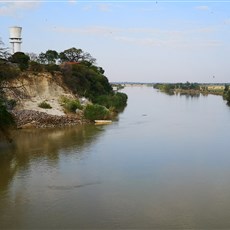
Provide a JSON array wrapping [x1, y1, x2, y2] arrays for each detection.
[[1, 86, 230, 229]]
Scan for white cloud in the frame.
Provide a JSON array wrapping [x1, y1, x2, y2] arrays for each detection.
[[0, 1, 41, 16]]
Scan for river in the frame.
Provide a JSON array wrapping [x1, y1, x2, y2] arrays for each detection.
[[1, 86, 230, 229]]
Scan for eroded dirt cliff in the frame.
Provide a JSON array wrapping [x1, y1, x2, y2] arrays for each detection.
[[5, 71, 76, 116], [4, 72, 85, 128]]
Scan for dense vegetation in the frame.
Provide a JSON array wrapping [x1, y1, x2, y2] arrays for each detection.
[[0, 39, 127, 141], [60, 97, 83, 113], [84, 104, 110, 121], [0, 43, 20, 141], [154, 82, 200, 94], [223, 85, 230, 104], [153, 82, 228, 97]]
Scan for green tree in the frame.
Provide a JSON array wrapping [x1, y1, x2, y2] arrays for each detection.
[[45, 50, 59, 64], [84, 104, 109, 121], [224, 84, 229, 92], [59, 47, 96, 64], [29, 61, 44, 72], [37, 52, 46, 64], [225, 90, 230, 102], [9, 52, 30, 71], [37, 50, 58, 64]]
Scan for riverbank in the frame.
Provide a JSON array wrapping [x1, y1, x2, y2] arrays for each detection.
[[11, 110, 90, 129], [154, 82, 227, 96]]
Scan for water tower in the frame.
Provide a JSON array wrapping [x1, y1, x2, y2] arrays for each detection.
[[9, 26, 22, 54]]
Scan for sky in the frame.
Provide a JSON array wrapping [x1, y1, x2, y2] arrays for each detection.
[[1, 0, 230, 83]]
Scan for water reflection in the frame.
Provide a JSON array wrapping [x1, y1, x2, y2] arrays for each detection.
[[179, 92, 200, 98], [0, 125, 104, 194]]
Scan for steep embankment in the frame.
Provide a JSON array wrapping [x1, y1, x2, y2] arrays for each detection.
[[4, 72, 86, 128], [6, 72, 75, 115]]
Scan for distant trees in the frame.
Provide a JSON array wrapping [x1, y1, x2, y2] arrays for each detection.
[[223, 84, 230, 103], [176, 82, 199, 90], [153, 83, 175, 94], [154, 82, 200, 94]]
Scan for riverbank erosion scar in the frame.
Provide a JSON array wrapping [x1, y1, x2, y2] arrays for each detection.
[[12, 110, 90, 129]]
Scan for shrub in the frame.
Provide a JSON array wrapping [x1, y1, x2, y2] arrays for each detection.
[[0, 101, 15, 142], [9, 52, 30, 71], [38, 101, 52, 109], [44, 64, 60, 73], [0, 62, 20, 81], [60, 97, 83, 113], [0, 101, 15, 127], [84, 104, 109, 121], [93, 92, 128, 111], [29, 61, 44, 72]]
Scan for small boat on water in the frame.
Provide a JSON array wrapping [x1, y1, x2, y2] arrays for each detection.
[[94, 120, 112, 124]]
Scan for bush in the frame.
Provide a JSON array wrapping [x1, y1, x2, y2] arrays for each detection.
[[223, 90, 230, 102], [60, 97, 83, 113], [61, 63, 113, 97], [0, 62, 20, 81], [38, 101, 52, 109], [84, 104, 109, 121], [0, 101, 15, 127], [93, 92, 128, 111], [44, 64, 60, 73], [9, 52, 30, 71], [0, 101, 15, 142], [29, 61, 44, 72]]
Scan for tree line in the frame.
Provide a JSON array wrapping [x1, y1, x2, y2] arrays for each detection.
[[154, 82, 230, 104], [28, 47, 96, 65], [153, 82, 200, 94]]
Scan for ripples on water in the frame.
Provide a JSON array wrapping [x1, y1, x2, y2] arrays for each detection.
[[1, 86, 230, 229]]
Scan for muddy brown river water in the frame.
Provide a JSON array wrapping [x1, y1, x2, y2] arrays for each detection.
[[1, 86, 230, 229]]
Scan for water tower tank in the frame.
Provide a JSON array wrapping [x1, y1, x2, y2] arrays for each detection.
[[9, 26, 22, 54]]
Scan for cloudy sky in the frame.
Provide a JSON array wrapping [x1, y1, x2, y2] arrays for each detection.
[[1, 0, 230, 83]]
